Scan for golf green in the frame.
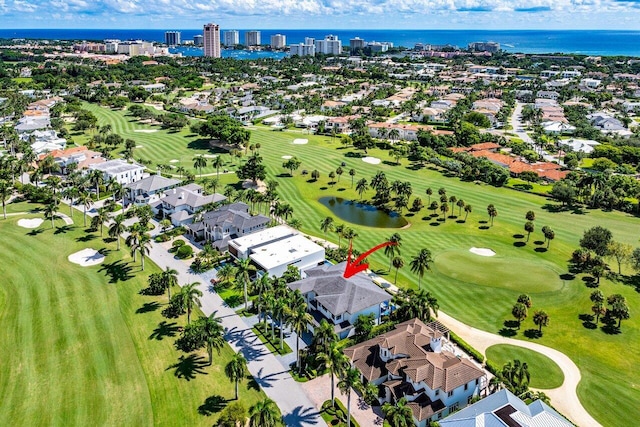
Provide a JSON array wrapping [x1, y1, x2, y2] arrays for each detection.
[[435, 250, 564, 293], [486, 344, 565, 389]]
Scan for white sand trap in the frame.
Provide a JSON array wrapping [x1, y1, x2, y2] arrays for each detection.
[[68, 248, 106, 267], [293, 139, 308, 145], [362, 156, 381, 165], [203, 154, 219, 158], [134, 129, 158, 133], [169, 159, 179, 163], [17, 218, 44, 228], [136, 145, 144, 148], [282, 155, 293, 159], [470, 247, 496, 257]]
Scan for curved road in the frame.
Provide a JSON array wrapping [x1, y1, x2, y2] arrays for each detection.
[[437, 312, 601, 427]]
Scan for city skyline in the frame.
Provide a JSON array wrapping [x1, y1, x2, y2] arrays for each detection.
[[2, 0, 640, 30]]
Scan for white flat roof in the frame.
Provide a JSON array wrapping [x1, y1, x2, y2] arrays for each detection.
[[250, 234, 325, 270], [229, 225, 294, 253]]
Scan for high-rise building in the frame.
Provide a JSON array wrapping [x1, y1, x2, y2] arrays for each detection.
[[203, 23, 221, 58], [193, 35, 204, 46], [165, 31, 181, 46], [468, 41, 500, 53], [315, 35, 342, 55], [245, 31, 261, 46], [350, 37, 366, 55], [224, 30, 239, 47], [289, 42, 315, 57], [270, 34, 286, 49]]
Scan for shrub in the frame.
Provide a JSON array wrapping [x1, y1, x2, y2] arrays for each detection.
[[172, 239, 186, 248], [176, 245, 193, 259], [155, 234, 171, 242]]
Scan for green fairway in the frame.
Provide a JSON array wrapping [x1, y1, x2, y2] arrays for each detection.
[[434, 250, 564, 293], [80, 104, 640, 426], [0, 212, 265, 426], [486, 344, 565, 389]]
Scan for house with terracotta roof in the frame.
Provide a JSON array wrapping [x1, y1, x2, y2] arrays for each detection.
[[37, 146, 105, 173], [344, 318, 486, 426], [368, 123, 433, 141]]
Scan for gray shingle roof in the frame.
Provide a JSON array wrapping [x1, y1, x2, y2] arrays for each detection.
[[162, 188, 225, 209], [287, 262, 390, 316], [199, 203, 269, 231], [124, 175, 181, 193]]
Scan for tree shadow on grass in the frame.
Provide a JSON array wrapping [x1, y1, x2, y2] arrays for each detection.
[[524, 329, 542, 339], [579, 314, 597, 329], [27, 228, 45, 236], [149, 321, 180, 340], [582, 276, 598, 288], [513, 242, 526, 247], [499, 328, 517, 337], [168, 354, 209, 381], [136, 301, 160, 314], [559, 273, 575, 281], [479, 220, 488, 224], [337, 188, 346, 192], [513, 234, 524, 239], [76, 233, 98, 242], [533, 240, 545, 246], [456, 219, 466, 224], [198, 395, 228, 416], [98, 260, 134, 283], [319, 186, 328, 191], [534, 247, 548, 253], [479, 225, 490, 230], [503, 320, 520, 329], [54, 225, 75, 234], [429, 222, 440, 227]]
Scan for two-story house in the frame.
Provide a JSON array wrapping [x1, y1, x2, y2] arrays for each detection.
[[344, 318, 486, 427], [287, 262, 391, 339], [125, 174, 181, 206], [152, 184, 226, 226]]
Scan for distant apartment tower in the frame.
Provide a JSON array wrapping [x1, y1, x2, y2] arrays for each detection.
[[350, 37, 366, 54], [165, 31, 181, 46], [245, 31, 261, 46], [289, 42, 315, 57], [193, 35, 203, 46], [203, 23, 221, 58], [270, 34, 286, 49], [224, 30, 239, 47], [468, 41, 500, 53], [315, 35, 342, 55], [104, 39, 120, 53]]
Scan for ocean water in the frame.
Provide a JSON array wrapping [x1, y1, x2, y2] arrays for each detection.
[[1, 29, 640, 57]]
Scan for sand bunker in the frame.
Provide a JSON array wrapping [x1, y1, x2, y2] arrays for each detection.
[[134, 129, 158, 133], [282, 155, 293, 159], [136, 145, 144, 148], [169, 159, 179, 163], [203, 154, 219, 158], [17, 218, 44, 228], [68, 248, 106, 267], [293, 139, 308, 145], [362, 156, 381, 165], [469, 247, 496, 257]]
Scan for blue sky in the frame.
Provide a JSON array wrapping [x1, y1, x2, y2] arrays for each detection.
[[2, 0, 640, 29]]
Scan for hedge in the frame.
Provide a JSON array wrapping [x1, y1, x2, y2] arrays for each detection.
[[449, 331, 485, 364], [176, 245, 193, 259]]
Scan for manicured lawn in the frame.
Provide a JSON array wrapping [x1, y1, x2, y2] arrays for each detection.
[[0, 211, 266, 426], [485, 344, 565, 389], [81, 104, 640, 426]]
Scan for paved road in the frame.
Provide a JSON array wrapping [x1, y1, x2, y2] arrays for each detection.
[[510, 102, 560, 164], [145, 226, 326, 427], [437, 311, 601, 427]]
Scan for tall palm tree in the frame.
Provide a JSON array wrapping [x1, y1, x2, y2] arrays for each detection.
[[349, 168, 356, 187], [236, 258, 256, 311], [216, 263, 237, 287], [211, 156, 223, 179], [0, 179, 13, 220], [44, 201, 58, 229], [425, 187, 432, 204], [193, 155, 207, 178], [385, 233, 402, 272], [464, 204, 472, 222], [487, 204, 498, 226], [410, 249, 433, 288], [249, 398, 280, 427], [201, 311, 224, 365], [225, 352, 247, 401], [533, 310, 549, 333], [382, 397, 414, 427], [392, 256, 404, 285], [88, 169, 104, 199], [355, 178, 368, 200], [62, 185, 79, 218], [78, 191, 94, 227], [161, 266, 179, 302], [91, 207, 110, 236], [126, 222, 143, 262], [512, 302, 528, 329], [108, 214, 126, 250], [337, 367, 362, 427], [181, 282, 203, 324], [342, 227, 358, 248], [311, 319, 337, 356], [334, 224, 345, 247], [317, 342, 348, 408], [320, 216, 334, 240], [253, 274, 272, 324], [132, 233, 152, 270], [289, 303, 313, 369]]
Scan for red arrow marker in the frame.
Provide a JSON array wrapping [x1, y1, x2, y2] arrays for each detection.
[[343, 241, 397, 278]]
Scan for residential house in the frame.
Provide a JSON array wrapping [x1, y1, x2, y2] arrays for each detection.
[[152, 184, 225, 226], [439, 388, 572, 427], [88, 159, 145, 186], [368, 123, 432, 142], [344, 318, 486, 426], [287, 262, 391, 339], [23, 129, 67, 154], [124, 174, 181, 205], [37, 146, 105, 173]]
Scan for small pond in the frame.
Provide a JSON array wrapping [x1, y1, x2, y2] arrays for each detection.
[[318, 196, 408, 228]]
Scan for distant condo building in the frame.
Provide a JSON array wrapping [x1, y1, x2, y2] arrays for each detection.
[[468, 41, 500, 53], [350, 37, 366, 54], [164, 31, 181, 46], [203, 23, 221, 58], [245, 31, 261, 46], [104, 39, 120, 53], [366, 41, 393, 53], [223, 30, 239, 47], [289, 42, 315, 57], [315, 35, 342, 55], [270, 34, 286, 49], [193, 35, 203, 46], [116, 40, 155, 56]]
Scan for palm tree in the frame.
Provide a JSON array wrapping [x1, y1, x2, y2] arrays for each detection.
[[91, 207, 109, 236], [512, 302, 528, 329], [126, 222, 143, 262], [456, 199, 465, 217], [337, 367, 362, 427], [132, 233, 152, 270], [388, 128, 400, 144], [235, 258, 256, 311], [216, 263, 237, 287], [249, 398, 280, 427], [0, 179, 13, 220], [161, 266, 179, 302], [61, 185, 79, 218], [533, 310, 549, 333], [317, 342, 348, 408], [464, 204, 472, 222], [440, 202, 449, 221], [289, 304, 312, 369], [385, 233, 402, 272], [193, 155, 207, 178], [349, 169, 356, 187], [201, 311, 224, 365], [273, 298, 289, 352], [410, 249, 433, 288], [392, 256, 404, 285], [487, 204, 498, 226], [88, 169, 104, 199], [108, 214, 126, 250], [335, 224, 345, 248], [211, 155, 223, 179], [311, 319, 337, 356], [524, 221, 534, 242], [355, 178, 368, 200], [342, 227, 358, 248], [181, 282, 203, 324], [44, 201, 58, 229], [78, 191, 94, 227], [225, 352, 247, 400], [382, 397, 414, 427], [425, 187, 432, 204], [320, 216, 334, 240]]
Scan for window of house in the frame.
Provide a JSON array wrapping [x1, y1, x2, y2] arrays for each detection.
[[450, 403, 459, 412], [447, 390, 453, 398], [475, 378, 479, 385], [435, 390, 439, 396], [464, 383, 468, 391]]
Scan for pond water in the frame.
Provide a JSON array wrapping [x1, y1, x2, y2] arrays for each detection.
[[318, 197, 408, 228]]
